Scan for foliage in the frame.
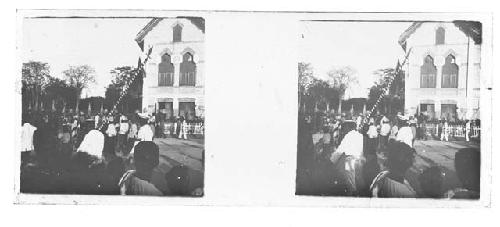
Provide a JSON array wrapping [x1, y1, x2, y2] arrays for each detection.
[[43, 77, 78, 108], [298, 62, 314, 95], [105, 66, 143, 112], [367, 67, 405, 115], [22, 61, 51, 110], [22, 61, 51, 88], [63, 65, 96, 90], [326, 66, 358, 96], [298, 63, 355, 114], [62, 65, 97, 111], [326, 66, 358, 112]]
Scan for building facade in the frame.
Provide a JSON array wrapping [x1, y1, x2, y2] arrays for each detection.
[[136, 17, 205, 120], [399, 22, 481, 121]]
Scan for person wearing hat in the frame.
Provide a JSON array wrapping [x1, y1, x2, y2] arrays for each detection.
[[396, 116, 414, 148], [129, 113, 154, 157]]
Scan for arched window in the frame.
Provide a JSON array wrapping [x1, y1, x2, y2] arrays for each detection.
[[442, 54, 459, 88], [173, 24, 182, 42], [180, 53, 196, 86], [158, 54, 174, 86], [420, 55, 437, 88], [436, 27, 445, 45]]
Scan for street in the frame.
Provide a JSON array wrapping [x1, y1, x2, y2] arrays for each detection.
[[403, 140, 480, 196], [150, 137, 205, 194]]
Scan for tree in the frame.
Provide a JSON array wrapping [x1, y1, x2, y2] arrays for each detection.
[[298, 63, 314, 113], [44, 77, 77, 112], [326, 66, 358, 113], [63, 65, 96, 113], [368, 67, 405, 115], [308, 78, 339, 112], [22, 61, 51, 111], [105, 66, 142, 113]]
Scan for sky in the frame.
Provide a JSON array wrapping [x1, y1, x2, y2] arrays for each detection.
[[299, 21, 411, 99], [22, 18, 151, 97]]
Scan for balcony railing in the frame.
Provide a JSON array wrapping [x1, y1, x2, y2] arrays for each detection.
[[179, 72, 196, 86], [158, 72, 174, 86]]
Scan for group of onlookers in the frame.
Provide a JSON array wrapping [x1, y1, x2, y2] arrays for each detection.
[[20, 109, 203, 197], [297, 111, 480, 199]]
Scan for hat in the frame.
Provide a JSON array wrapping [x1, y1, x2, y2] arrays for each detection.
[[398, 115, 410, 121], [138, 112, 150, 119]]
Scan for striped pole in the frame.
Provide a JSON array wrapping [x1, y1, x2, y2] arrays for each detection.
[[364, 48, 412, 125], [99, 46, 152, 131]]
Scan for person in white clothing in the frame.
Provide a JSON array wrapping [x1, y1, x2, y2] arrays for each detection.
[[94, 114, 100, 129], [330, 124, 366, 196], [396, 117, 414, 148], [77, 129, 105, 159], [440, 120, 449, 142], [465, 120, 471, 142], [130, 115, 154, 157], [138, 124, 154, 142], [178, 117, 188, 140], [21, 122, 37, 153], [128, 120, 138, 141], [106, 121, 117, 137]]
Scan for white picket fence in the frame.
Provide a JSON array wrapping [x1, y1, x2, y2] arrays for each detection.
[[422, 123, 480, 138], [162, 122, 204, 135]]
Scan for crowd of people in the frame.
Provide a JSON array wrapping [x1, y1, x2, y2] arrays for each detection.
[[296, 111, 480, 199], [20, 108, 204, 196]]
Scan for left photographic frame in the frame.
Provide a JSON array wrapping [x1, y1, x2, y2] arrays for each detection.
[[18, 13, 206, 198]]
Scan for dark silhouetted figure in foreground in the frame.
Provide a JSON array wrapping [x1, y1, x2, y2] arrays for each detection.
[[118, 141, 163, 196], [445, 148, 480, 199], [370, 141, 416, 198], [419, 166, 444, 198]]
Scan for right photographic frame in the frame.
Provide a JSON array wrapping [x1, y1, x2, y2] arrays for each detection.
[[296, 18, 486, 200]]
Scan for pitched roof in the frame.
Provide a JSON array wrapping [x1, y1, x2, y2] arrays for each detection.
[[135, 18, 163, 43], [398, 21, 482, 49], [453, 20, 482, 44], [135, 17, 205, 44], [398, 22, 423, 47]]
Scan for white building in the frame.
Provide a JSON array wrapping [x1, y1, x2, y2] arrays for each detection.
[[135, 17, 205, 120], [399, 21, 481, 121]]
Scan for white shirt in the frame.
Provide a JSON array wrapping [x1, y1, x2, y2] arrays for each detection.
[[336, 130, 364, 159], [106, 123, 117, 137], [128, 123, 138, 139], [77, 130, 105, 158], [94, 115, 100, 128], [119, 117, 129, 135], [396, 126, 413, 148], [367, 125, 378, 138], [21, 123, 37, 152], [137, 125, 153, 141], [380, 123, 391, 136]]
